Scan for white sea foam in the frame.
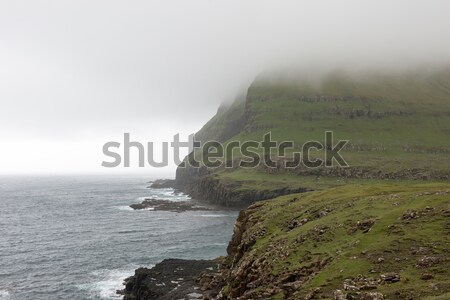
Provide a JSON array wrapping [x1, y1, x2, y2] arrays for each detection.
[[141, 188, 191, 202], [141, 207, 155, 211], [0, 290, 10, 299], [77, 268, 133, 299], [198, 214, 229, 218], [112, 205, 133, 211]]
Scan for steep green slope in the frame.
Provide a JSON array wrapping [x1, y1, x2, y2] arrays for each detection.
[[177, 68, 450, 204], [203, 182, 450, 299], [195, 95, 246, 144], [173, 68, 450, 299], [233, 68, 450, 177]]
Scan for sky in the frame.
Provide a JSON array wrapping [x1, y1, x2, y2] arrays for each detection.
[[1, 0, 449, 175]]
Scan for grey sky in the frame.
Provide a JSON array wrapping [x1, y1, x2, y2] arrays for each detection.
[[1, 0, 449, 174]]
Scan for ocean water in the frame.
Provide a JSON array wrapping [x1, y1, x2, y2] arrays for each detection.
[[0, 175, 238, 300]]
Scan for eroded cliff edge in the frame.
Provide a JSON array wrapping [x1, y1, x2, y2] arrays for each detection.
[[121, 182, 450, 300], [198, 183, 450, 300]]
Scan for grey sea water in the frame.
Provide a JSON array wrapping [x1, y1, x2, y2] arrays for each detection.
[[0, 175, 238, 300]]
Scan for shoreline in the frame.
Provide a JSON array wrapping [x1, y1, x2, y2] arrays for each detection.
[[118, 182, 240, 299], [118, 259, 221, 300], [118, 179, 450, 300]]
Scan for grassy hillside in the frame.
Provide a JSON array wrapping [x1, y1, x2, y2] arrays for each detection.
[[194, 95, 246, 144], [211, 182, 450, 299], [185, 68, 450, 190], [177, 68, 450, 299]]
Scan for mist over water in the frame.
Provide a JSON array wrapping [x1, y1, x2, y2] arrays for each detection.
[[0, 175, 237, 300]]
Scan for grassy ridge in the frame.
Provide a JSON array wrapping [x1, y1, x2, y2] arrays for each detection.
[[184, 68, 450, 299], [189, 68, 450, 183], [218, 182, 450, 299]]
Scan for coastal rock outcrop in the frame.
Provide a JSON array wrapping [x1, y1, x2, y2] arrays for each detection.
[[129, 198, 212, 212], [118, 259, 220, 300], [175, 168, 310, 208]]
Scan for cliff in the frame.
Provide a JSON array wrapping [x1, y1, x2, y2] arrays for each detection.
[[175, 67, 450, 207], [122, 67, 450, 299], [201, 182, 450, 299]]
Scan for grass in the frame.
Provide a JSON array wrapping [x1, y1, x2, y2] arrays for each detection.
[[222, 182, 450, 299], [191, 67, 450, 179], [185, 67, 450, 299]]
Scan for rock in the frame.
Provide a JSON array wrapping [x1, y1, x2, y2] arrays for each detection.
[[118, 259, 219, 300], [343, 276, 379, 291], [359, 292, 384, 300], [416, 255, 445, 268], [287, 218, 308, 230], [129, 198, 213, 212], [304, 288, 320, 300], [317, 207, 332, 218], [410, 246, 429, 255], [380, 272, 400, 283], [356, 219, 375, 233], [402, 210, 418, 220], [333, 289, 347, 300], [421, 273, 434, 280]]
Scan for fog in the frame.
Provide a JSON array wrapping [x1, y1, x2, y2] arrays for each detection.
[[1, 0, 449, 174]]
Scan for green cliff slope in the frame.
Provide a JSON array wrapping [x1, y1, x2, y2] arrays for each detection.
[[177, 67, 450, 299], [176, 67, 450, 206], [207, 182, 450, 299]]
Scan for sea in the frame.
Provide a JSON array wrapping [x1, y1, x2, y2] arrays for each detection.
[[0, 175, 238, 300]]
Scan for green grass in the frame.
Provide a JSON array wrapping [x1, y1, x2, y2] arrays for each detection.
[[221, 182, 450, 299], [191, 67, 450, 179], [189, 68, 450, 298]]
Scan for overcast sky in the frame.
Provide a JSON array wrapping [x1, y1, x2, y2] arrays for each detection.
[[1, 0, 449, 175]]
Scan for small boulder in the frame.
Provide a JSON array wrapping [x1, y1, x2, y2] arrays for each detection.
[[421, 273, 434, 280]]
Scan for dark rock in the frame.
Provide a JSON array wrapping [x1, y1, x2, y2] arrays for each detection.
[[343, 276, 379, 291], [175, 166, 311, 208], [359, 292, 384, 300], [416, 255, 445, 268], [402, 210, 418, 220], [421, 273, 434, 280], [129, 199, 214, 212], [357, 219, 375, 233], [380, 272, 400, 283], [118, 259, 219, 300]]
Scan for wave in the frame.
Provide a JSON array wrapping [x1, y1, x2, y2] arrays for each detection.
[[0, 290, 10, 299], [76, 268, 134, 299], [112, 206, 133, 211], [141, 188, 191, 202], [197, 214, 230, 218], [139, 207, 154, 211]]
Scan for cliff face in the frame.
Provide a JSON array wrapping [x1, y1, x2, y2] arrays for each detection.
[[175, 166, 310, 207], [124, 68, 450, 299], [175, 68, 450, 206], [202, 183, 450, 300]]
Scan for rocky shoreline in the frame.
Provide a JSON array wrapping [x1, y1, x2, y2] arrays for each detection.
[[118, 182, 237, 299], [118, 259, 222, 300], [119, 179, 450, 300], [129, 198, 214, 212]]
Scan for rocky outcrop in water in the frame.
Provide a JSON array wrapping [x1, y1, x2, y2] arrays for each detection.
[[129, 198, 213, 212], [118, 259, 221, 300]]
